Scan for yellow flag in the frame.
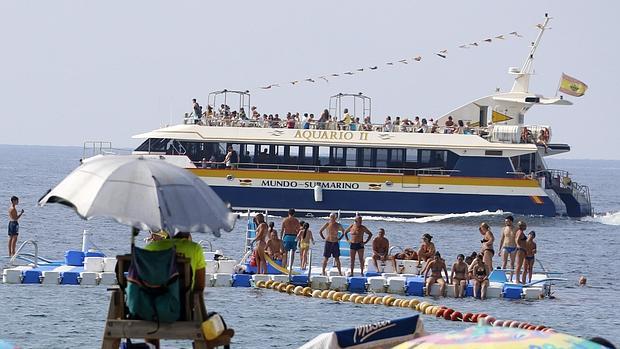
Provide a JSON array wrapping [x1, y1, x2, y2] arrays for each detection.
[[492, 110, 512, 123], [559, 73, 588, 97]]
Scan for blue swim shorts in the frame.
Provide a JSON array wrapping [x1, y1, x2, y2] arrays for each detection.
[[282, 234, 297, 251], [503, 246, 517, 254], [8, 221, 19, 236]]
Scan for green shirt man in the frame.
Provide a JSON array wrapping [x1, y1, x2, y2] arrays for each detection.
[[145, 234, 206, 291]]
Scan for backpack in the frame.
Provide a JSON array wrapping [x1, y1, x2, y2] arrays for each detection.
[[125, 246, 181, 328]]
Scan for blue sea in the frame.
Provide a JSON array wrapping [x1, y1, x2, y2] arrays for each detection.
[[0, 145, 619, 348]]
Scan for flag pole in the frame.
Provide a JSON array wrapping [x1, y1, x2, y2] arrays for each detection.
[[554, 73, 563, 97]]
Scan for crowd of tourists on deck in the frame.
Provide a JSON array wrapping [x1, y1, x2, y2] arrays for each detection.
[[251, 210, 538, 300], [189, 99, 492, 135]]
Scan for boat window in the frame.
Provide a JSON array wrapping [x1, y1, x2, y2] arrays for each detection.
[[420, 150, 431, 164], [135, 138, 170, 153], [330, 147, 345, 166], [346, 148, 357, 167], [405, 149, 418, 163], [288, 146, 300, 163], [244, 144, 257, 162], [390, 149, 404, 162], [256, 144, 270, 163], [318, 146, 330, 166], [361, 148, 373, 167], [376, 149, 388, 168], [301, 146, 315, 165]]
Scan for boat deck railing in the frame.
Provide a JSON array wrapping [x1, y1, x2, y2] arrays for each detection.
[[537, 169, 593, 215], [9, 239, 40, 268], [193, 161, 459, 177], [82, 141, 132, 160], [183, 114, 492, 136]]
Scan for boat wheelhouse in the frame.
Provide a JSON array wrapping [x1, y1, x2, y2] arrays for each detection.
[[130, 15, 591, 218]]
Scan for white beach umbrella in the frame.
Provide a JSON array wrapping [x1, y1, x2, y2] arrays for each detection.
[[38, 155, 237, 236]]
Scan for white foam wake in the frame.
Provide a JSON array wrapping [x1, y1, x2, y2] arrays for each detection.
[[582, 211, 620, 226], [343, 210, 505, 223]]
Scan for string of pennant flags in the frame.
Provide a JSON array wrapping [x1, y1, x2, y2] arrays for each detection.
[[257, 30, 528, 91]]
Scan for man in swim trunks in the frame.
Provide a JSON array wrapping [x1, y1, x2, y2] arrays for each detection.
[[450, 254, 468, 298], [318, 213, 344, 276], [280, 208, 301, 270], [522, 231, 537, 284], [371, 228, 397, 273], [514, 221, 528, 284], [498, 215, 516, 275], [423, 251, 448, 297], [8, 196, 24, 257], [344, 215, 373, 276]]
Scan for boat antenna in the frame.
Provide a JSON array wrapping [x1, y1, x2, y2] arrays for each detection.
[[510, 13, 552, 93]]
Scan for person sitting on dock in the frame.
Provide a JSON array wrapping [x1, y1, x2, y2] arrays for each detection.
[[450, 254, 468, 298], [469, 254, 489, 299], [296, 222, 314, 270], [318, 213, 344, 276], [423, 251, 448, 297], [498, 215, 516, 276], [417, 233, 436, 268], [464, 251, 477, 266], [514, 221, 528, 284], [371, 228, 397, 273], [522, 231, 537, 284], [344, 215, 373, 276], [280, 208, 301, 270], [266, 228, 283, 262]]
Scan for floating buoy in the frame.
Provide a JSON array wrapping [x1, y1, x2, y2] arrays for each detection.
[[409, 299, 420, 309], [493, 319, 504, 327], [462, 313, 474, 322], [510, 321, 521, 328], [255, 280, 266, 288], [373, 297, 383, 305], [348, 293, 359, 302], [285, 284, 295, 294], [312, 290, 322, 298], [272, 281, 282, 290], [484, 316, 496, 326], [320, 290, 330, 299], [333, 292, 345, 301], [354, 295, 364, 304], [450, 311, 462, 322], [341, 293, 351, 302], [400, 300, 411, 308], [327, 290, 337, 299], [265, 280, 274, 288], [293, 286, 304, 295], [362, 295, 373, 304], [443, 309, 454, 320], [302, 287, 313, 296]]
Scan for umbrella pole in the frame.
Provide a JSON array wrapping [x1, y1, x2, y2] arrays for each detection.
[[131, 227, 139, 248]]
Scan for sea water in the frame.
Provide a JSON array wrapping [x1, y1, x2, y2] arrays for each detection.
[[0, 145, 618, 348]]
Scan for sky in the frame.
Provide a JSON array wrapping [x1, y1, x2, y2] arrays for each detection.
[[0, 1, 617, 159]]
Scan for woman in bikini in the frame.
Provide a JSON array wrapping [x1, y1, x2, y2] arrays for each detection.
[[266, 229, 283, 261], [450, 254, 468, 298], [251, 213, 268, 274], [514, 221, 528, 284], [469, 254, 489, 299], [296, 222, 314, 270], [523, 231, 537, 284], [479, 222, 495, 271], [417, 233, 436, 268], [423, 251, 448, 297]]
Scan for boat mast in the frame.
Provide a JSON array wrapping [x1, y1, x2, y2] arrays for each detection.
[[511, 14, 552, 93]]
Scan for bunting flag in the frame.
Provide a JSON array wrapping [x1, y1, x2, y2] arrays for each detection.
[[558, 73, 588, 97], [251, 27, 528, 91], [492, 110, 513, 123]]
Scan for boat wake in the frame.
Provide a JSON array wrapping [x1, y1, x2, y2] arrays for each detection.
[[343, 210, 505, 223], [582, 211, 620, 226]]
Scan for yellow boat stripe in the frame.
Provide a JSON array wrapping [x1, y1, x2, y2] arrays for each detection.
[[189, 168, 540, 188]]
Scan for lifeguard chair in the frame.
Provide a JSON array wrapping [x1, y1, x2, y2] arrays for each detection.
[[101, 253, 234, 348]]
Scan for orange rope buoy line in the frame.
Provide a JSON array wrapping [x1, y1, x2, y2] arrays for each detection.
[[254, 280, 555, 332]]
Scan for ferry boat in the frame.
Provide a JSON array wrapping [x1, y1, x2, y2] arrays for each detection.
[[129, 16, 591, 218]]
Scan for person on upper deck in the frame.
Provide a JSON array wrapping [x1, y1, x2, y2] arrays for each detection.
[[318, 109, 329, 129], [192, 99, 202, 123], [444, 116, 455, 133], [418, 118, 428, 133], [384, 116, 393, 132], [362, 116, 373, 131], [413, 116, 421, 129], [342, 108, 353, 126]]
